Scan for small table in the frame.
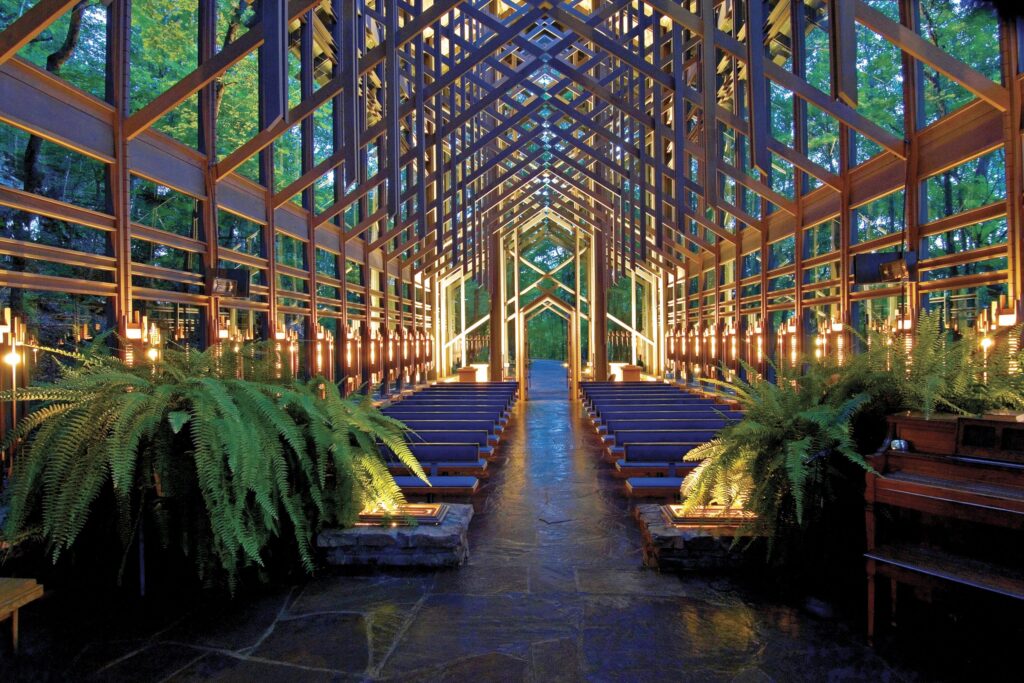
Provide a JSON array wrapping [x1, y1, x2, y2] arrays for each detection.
[[457, 366, 478, 383], [0, 577, 43, 653]]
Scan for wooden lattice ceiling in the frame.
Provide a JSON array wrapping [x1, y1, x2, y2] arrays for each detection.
[[0, 0, 1018, 343]]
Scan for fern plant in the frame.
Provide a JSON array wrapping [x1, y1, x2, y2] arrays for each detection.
[[680, 312, 1024, 559], [0, 335, 424, 591], [860, 310, 1024, 417], [681, 359, 871, 550]]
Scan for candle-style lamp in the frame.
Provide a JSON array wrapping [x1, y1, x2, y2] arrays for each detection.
[[831, 314, 846, 365], [1, 308, 29, 477], [814, 322, 828, 361], [787, 316, 799, 367], [312, 323, 334, 381], [344, 324, 359, 394], [121, 312, 162, 368], [994, 296, 1021, 374]]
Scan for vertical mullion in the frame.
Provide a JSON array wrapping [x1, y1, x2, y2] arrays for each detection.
[[301, 13, 317, 352], [672, 23, 688, 253], [701, 0, 718, 236], [433, 24, 444, 263], [260, 0, 289, 128], [652, 8, 665, 252], [746, 0, 770, 175], [385, 0, 401, 221], [199, 0, 219, 344], [341, 0, 359, 185], [108, 0, 132, 339], [415, 25, 427, 239], [638, 4, 648, 263]]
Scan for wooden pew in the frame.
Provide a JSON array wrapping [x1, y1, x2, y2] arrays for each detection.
[[383, 409, 506, 426], [406, 430, 495, 459], [392, 475, 480, 499], [604, 429, 719, 462], [382, 443, 489, 477], [612, 442, 702, 478], [401, 419, 502, 445]]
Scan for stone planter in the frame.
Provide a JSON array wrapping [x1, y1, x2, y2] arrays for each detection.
[[633, 504, 747, 571], [888, 411, 959, 455], [318, 504, 473, 567]]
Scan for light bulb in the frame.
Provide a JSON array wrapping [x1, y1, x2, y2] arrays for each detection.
[[146, 347, 159, 362], [3, 349, 20, 367]]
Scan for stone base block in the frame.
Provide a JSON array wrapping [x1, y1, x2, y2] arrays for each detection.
[[634, 504, 746, 571], [318, 504, 473, 567]]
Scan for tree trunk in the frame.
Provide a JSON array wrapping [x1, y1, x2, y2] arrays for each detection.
[[10, 1, 86, 315], [213, 1, 249, 119]]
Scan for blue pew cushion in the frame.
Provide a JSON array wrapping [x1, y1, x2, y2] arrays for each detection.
[[393, 475, 479, 491], [626, 477, 685, 490]]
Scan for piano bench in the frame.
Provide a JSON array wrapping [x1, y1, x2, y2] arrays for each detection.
[[0, 578, 43, 654], [866, 543, 1024, 641]]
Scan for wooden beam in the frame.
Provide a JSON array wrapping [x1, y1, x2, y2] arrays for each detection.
[[765, 61, 906, 158], [0, 0, 81, 66], [855, 1, 1009, 112], [124, 0, 320, 140], [829, 0, 858, 107]]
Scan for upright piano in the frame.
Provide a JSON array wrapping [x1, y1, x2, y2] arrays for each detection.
[[865, 414, 1024, 641]]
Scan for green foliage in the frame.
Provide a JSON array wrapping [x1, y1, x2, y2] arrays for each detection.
[[0, 336, 424, 591], [681, 360, 871, 550], [859, 310, 1024, 417], [680, 310, 1024, 556]]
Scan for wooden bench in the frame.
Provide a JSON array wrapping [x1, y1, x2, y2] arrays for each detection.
[[624, 477, 685, 499], [594, 411, 743, 431], [383, 443, 489, 477], [400, 419, 501, 444], [867, 544, 1024, 601], [601, 418, 734, 433], [604, 429, 719, 462], [0, 577, 43, 653], [384, 410, 507, 425], [613, 442, 702, 478], [393, 475, 480, 499]]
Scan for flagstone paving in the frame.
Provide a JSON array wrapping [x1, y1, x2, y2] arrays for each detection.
[[0, 361, 922, 681]]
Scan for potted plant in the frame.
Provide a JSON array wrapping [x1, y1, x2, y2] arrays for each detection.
[[0, 334, 424, 592], [680, 358, 872, 561], [872, 311, 1024, 454]]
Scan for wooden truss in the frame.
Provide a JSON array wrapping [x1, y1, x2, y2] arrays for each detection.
[[0, 0, 1020, 384]]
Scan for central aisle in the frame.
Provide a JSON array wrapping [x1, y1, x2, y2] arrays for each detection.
[[349, 361, 902, 679], [35, 363, 905, 680]]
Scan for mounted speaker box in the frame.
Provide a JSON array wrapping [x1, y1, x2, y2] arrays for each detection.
[[852, 251, 917, 284], [208, 268, 251, 298]]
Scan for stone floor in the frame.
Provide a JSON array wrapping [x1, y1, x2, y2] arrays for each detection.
[[0, 360, 976, 681]]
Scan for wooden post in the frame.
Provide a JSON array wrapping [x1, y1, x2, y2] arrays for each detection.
[[488, 230, 503, 381], [593, 229, 609, 381]]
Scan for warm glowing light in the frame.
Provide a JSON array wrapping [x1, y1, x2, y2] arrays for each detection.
[[145, 347, 159, 362], [981, 336, 994, 351], [3, 349, 20, 367]]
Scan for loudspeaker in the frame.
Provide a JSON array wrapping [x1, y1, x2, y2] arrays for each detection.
[[208, 268, 250, 297], [853, 251, 916, 284]]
